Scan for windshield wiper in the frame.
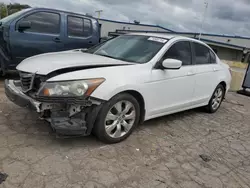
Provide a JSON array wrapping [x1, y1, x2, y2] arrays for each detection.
[[96, 53, 115, 59], [95, 53, 137, 63]]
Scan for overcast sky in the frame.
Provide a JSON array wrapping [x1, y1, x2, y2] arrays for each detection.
[[3, 0, 250, 36]]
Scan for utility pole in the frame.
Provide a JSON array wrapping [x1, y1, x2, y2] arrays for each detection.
[[95, 10, 103, 20], [199, 1, 208, 40]]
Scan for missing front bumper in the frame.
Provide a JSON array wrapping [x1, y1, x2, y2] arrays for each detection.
[[5, 79, 41, 112], [5, 79, 104, 137], [49, 104, 102, 136]]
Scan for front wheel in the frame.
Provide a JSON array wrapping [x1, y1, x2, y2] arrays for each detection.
[[93, 93, 140, 144], [0, 57, 6, 76], [206, 84, 225, 113]]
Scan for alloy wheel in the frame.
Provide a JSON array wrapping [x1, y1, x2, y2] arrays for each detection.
[[105, 100, 136, 138], [211, 87, 223, 110]]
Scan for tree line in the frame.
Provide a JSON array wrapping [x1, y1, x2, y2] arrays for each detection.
[[0, 3, 30, 19]]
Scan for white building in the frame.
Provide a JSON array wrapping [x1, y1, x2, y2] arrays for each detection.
[[97, 18, 250, 62]]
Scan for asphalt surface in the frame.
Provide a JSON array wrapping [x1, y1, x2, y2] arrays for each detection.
[[1, 74, 250, 188]]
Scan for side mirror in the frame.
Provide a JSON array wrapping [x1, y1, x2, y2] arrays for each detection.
[[18, 21, 31, 31], [162, 58, 182, 69]]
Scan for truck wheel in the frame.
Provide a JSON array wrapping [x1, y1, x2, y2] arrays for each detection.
[[206, 84, 225, 113], [93, 93, 140, 144], [0, 57, 6, 76]]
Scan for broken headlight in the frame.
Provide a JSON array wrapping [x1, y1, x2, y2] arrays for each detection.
[[38, 78, 105, 97]]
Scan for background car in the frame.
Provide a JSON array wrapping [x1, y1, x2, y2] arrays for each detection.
[[0, 7, 100, 75], [5, 34, 232, 143]]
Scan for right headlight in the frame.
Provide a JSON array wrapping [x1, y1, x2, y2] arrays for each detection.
[[38, 78, 105, 97]]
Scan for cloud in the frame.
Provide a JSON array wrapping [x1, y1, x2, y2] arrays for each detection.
[[4, 0, 250, 36], [212, 1, 250, 22]]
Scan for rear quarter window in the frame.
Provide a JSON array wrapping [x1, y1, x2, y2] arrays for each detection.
[[210, 50, 217, 64]]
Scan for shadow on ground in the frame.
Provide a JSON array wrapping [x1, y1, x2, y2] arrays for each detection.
[[1, 90, 250, 187]]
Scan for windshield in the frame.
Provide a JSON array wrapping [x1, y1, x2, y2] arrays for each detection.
[[87, 35, 168, 63], [0, 9, 31, 23]]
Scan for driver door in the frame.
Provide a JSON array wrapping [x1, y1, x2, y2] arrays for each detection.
[[9, 11, 64, 65], [145, 41, 196, 118]]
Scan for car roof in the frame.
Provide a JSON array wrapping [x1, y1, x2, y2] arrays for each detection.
[[126, 32, 210, 46], [126, 32, 175, 39]]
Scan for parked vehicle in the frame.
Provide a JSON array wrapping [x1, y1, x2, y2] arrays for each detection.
[[0, 7, 100, 75], [5, 34, 232, 143]]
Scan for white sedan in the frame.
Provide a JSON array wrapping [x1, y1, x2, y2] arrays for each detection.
[[5, 33, 232, 143]]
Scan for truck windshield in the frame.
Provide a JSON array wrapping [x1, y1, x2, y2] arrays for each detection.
[[87, 35, 168, 63], [0, 9, 31, 24]]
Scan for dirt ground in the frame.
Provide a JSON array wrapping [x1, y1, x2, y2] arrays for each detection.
[[0, 75, 250, 188]]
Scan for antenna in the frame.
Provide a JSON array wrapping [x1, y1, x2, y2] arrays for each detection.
[[199, 1, 208, 40]]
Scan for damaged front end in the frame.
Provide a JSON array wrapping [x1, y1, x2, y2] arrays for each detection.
[[5, 72, 105, 137], [38, 98, 103, 136]]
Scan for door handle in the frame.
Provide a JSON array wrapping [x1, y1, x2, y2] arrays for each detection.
[[213, 68, 219, 72], [187, 72, 195, 76], [53, 37, 61, 43], [88, 41, 93, 44]]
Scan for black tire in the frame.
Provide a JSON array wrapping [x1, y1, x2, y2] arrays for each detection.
[[0, 57, 6, 76], [93, 93, 140, 144], [206, 84, 225, 113]]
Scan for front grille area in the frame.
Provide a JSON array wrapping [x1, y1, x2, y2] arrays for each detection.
[[19, 71, 33, 92], [19, 71, 47, 93]]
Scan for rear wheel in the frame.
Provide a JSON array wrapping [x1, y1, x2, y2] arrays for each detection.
[[93, 93, 140, 144], [206, 84, 225, 113]]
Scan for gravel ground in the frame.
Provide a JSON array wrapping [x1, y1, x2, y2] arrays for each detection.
[[0, 76, 250, 188]]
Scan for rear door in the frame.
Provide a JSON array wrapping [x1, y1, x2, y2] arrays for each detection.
[[63, 15, 96, 50], [9, 10, 64, 64], [192, 42, 218, 105], [210, 50, 223, 74]]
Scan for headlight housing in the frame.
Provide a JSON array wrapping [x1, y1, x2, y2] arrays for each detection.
[[38, 78, 105, 97]]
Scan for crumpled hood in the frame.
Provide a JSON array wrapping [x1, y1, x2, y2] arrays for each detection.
[[16, 50, 133, 75]]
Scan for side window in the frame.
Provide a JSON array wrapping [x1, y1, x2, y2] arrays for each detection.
[[68, 16, 83, 37], [194, 43, 210, 65], [163, 41, 192, 66], [17, 12, 60, 34], [210, 51, 217, 64], [67, 16, 92, 37], [83, 19, 92, 36]]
